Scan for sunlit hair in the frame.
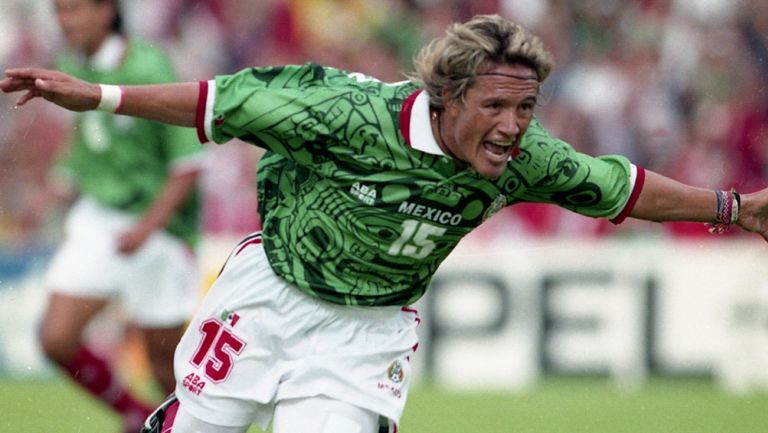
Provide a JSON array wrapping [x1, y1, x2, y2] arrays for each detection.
[[410, 14, 553, 110]]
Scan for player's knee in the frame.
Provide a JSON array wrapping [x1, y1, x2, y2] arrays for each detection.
[[37, 325, 77, 364], [144, 348, 177, 393]]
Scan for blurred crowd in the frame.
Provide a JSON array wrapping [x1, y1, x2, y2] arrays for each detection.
[[1, 0, 768, 247]]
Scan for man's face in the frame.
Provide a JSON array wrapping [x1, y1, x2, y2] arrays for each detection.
[[53, 0, 112, 53], [441, 63, 539, 179]]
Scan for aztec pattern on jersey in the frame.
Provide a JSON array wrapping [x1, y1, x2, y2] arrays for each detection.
[[208, 63, 633, 306]]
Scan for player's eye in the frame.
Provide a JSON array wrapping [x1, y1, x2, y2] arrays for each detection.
[[519, 101, 535, 114], [485, 101, 504, 112]]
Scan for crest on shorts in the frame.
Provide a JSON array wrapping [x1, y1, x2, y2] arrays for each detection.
[[387, 360, 404, 384]]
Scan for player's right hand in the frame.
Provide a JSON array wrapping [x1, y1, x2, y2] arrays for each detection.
[[736, 189, 768, 243], [1, 68, 100, 112]]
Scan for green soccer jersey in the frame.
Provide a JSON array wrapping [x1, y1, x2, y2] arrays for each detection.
[[57, 36, 203, 246], [197, 64, 643, 306]]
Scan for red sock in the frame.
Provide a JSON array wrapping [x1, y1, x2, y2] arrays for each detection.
[[64, 346, 153, 426]]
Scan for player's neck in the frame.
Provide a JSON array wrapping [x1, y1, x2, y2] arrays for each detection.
[[430, 108, 467, 169], [82, 34, 126, 70], [83, 33, 110, 58]]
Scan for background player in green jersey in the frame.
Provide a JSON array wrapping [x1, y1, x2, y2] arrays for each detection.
[[23, 1, 205, 432], [5, 13, 768, 433]]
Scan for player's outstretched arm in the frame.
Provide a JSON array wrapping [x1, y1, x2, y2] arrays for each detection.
[[1, 68, 199, 127], [630, 170, 768, 242], [629, 171, 716, 223]]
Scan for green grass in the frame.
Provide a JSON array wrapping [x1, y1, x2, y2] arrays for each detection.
[[403, 378, 768, 433], [1, 377, 766, 433]]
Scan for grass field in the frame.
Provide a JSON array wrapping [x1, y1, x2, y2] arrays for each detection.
[[1, 377, 767, 433]]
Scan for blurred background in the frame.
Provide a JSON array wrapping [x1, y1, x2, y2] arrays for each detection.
[[1, 0, 768, 432]]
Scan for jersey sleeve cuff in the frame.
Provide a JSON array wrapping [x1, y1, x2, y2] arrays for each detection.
[[610, 164, 645, 225], [195, 80, 215, 143]]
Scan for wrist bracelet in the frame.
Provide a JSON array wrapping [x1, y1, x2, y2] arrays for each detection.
[[707, 188, 739, 234], [96, 84, 124, 113]]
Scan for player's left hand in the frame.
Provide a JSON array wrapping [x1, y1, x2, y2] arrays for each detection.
[[736, 188, 768, 242], [1, 68, 100, 111]]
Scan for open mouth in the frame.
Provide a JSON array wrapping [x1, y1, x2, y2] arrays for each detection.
[[482, 140, 513, 162]]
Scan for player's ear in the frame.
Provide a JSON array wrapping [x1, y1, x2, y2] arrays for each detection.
[[443, 97, 461, 117]]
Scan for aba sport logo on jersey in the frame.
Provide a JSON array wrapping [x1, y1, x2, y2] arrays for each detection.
[[351, 182, 377, 205], [183, 372, 206, 396]]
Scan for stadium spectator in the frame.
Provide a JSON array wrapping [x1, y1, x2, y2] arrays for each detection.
[[17, 1, 206, 432], [6, 13, 768, 433]]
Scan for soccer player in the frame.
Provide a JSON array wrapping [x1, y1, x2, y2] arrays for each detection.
[[25, 1, 205, 432], [3, 13, 768, 433]]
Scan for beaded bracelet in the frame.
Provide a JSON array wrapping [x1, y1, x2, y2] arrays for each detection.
[[707, 188, 740, 234]]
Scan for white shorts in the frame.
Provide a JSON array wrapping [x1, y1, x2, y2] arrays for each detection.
[[173, 232, 420, 430], [44, 197, 199, 327]]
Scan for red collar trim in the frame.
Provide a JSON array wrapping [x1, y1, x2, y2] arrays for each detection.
[[399, 90, 421, 147]]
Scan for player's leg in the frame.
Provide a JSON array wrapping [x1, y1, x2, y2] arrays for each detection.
[[169, 233, 289, 431], [272, 396, 381, 433], [273, 293, 419, 433], [38, 292, 154, 431], [141, 393, 250, 433], [42, 199, 167, 431], [38, 292, 106, 364], [123, 229, 198, 395], [141, 324, 186, 395]]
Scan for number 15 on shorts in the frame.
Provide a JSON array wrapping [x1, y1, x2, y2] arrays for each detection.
[[188, 318, 246, 384]]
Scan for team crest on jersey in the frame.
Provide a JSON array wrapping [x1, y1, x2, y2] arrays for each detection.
[[387, 360, 405, 384], [482, 194, 507, 222]]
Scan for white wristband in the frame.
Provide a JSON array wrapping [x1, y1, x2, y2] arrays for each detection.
[[96, 84, 124, 113]]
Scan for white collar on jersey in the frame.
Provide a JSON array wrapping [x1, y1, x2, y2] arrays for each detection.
[[89, 34, 126, 71], [408, 90, 446, 156]]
